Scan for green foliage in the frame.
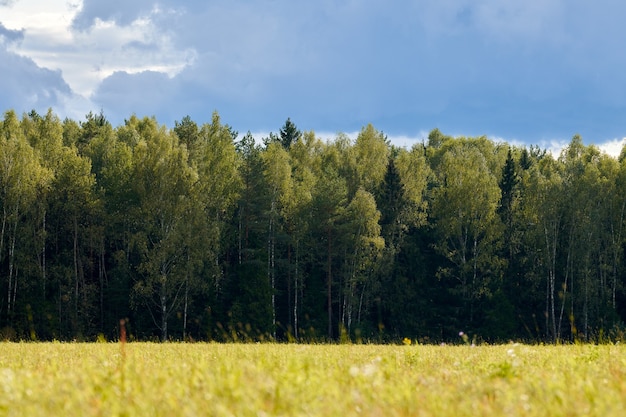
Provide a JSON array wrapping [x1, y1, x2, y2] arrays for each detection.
[[429, 139, 504, 327], [353, 124, 389, 194], [278, 117, 301, 149], [1, 108, 626, 343]]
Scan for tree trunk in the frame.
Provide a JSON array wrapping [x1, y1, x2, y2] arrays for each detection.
[[161, 277, 168, 342], [327, 227, 332, 339], [11, 267, 17, 319], [42, 211, 46, 298], [1, 207, 6, 316], [267, 201, 276, 338], [0, 207, 5, 269], [471, 237, 478, 324], [7, 215, 18, 322], [74, 215, 79, 327], [357, 282, 366, 325], [545, 224, 558, 343], [238, 207, 243, 265], [294, 240, 299, 340], [99, 240, 105, 332], [183, 276, 189, 341], [557, 239, 571, 342]]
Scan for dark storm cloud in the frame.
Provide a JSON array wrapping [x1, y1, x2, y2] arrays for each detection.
[[8, 0, 626, 145], [0, 46, 72, 112], [71, 0, 155, 30], [0, 22, 23, 43]]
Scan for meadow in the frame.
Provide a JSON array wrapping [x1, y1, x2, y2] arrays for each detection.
[[0, 342, 625, 416]]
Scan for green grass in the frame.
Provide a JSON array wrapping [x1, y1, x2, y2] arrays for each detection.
[[1, 342, 625, 416]]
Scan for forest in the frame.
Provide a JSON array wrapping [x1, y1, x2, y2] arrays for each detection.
[[1, 108, 625, 343]]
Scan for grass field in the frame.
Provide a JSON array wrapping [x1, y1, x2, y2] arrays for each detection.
[[0, 342, 625, 416]]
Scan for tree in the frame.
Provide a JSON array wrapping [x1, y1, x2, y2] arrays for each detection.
[[353, 124, 389, 195], [283, 131, 318, 338], [0, 110, 51, 332], [47, 146, 98, 336], [82, 120, 133, 337], [22, 110, 103, 338], [311, 143, 349, 339], [498, 148, 518, 233], [279, 118, 302, 150], [186, 112, 241, 338], [174, 115, 200, 157], [77, 111, 111, 152], [523, 154, 564, 342], [551, 137, 624, 340], [340, 188, 384, 334], [193, 112, 241, 273], [261, 141, 292, 337], [376, 145, 431, 338], [126, 116, 198, 341], [394, 144, 431, 233], [429, 139, 503, 328], [227, 132, 273, 339], [496, 148, 522, 336]]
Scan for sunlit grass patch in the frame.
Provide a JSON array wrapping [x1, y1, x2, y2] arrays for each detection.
[[0, 343, 625, 416]]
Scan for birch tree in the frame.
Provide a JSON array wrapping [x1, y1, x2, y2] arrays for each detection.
[[127, 116, 197, 341], [430, 140, 503, 326], [0, 111, 50, 329], [261, 142, 291, 337]]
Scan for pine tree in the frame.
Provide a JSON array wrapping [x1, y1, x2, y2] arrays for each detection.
[[278, 118, 301, 150]]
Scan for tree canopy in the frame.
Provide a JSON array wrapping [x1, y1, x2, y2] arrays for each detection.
[[0, 110, 625, 344]]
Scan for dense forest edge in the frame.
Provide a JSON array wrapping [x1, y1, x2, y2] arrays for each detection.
[[1, 108, 626, 343]]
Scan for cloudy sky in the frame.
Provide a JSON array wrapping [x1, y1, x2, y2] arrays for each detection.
[[1, 0, 625, 154]]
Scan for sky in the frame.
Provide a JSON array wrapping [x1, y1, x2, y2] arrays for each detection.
[[1, 0, 625, 155]]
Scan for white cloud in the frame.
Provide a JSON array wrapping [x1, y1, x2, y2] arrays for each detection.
[[1, 0, 625, 147], [383, 133, 428, 149], [2, 0, 195, 98], [598, 138, 625, 159], [246, 130, 430, 151], [536, 137, 626, 159], [540, 139, 569, 158]]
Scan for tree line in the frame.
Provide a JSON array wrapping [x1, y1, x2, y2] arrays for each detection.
[[1, 108, 625, 343]]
